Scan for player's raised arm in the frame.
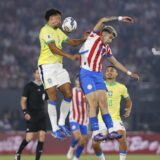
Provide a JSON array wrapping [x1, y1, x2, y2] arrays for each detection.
[[108, 56, 140, 80], [93, 16, 134, 32], [48, 42, 80, 61], [66, 38, 86, 47]]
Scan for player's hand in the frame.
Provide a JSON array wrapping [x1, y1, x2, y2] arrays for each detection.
[[120, 16, 134, 23], [130, 73, 140, 80], [123, 108, 131, 118], [24, 113, 31, 121], [83, 31, 90, 40], [71, 54, 80, 61]]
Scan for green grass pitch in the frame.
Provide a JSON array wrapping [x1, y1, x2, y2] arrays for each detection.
[[1, 154, 159, 160]]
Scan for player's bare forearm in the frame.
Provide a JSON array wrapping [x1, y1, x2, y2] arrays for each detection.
[[20, 97, 27, 110], [93, 16, 134, 31], [67, 38, 86, 47], [48, 43, 79, 61], [108, 56, 128, 74], [93, 17, 117, 31]]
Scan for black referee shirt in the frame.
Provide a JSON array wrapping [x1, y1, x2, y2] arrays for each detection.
[[22, 81, 47, 112]]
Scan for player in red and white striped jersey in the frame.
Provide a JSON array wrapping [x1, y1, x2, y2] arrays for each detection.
[[66, 75, 89, 160], [79, 16, 140, 142]]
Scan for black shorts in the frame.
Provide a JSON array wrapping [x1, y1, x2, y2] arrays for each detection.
[[26, 113, 46, 132]]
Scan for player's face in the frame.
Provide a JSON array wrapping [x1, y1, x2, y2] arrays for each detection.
[[105, 67, 118, 80], [101, 32, 115, 45], [34, 70, 41, 82], [48, 14, 61, 29]]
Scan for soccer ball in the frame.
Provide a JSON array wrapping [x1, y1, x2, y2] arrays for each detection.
[[62, 17, 77, 32]]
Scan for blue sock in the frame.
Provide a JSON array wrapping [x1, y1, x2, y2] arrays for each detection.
[[75, 145, 84, 158], [64, 97, 72, 102], [71, 137, 78, 148], [89, 117, 99, 131], [102, 113, 113, 129], [96, 151, 103, 156]]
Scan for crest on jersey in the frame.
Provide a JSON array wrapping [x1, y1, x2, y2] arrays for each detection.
[[47, 78, 52, 85], [87, 84, 92, 90], [72, 125, 76, 130], [108, 91, 112, 96]]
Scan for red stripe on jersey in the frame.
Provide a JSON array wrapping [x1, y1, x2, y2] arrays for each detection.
[[88, 37, 101, 67], [81, 92, 85, 125], [93, 43, 103, 71], [98, 57, 102, 71], [72, 91, 76, 120], [76, 90, 80, 123]]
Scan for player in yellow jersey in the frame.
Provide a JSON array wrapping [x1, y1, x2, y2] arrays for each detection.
[[38, 9, 86, 140], [92, 66, 132, 160]]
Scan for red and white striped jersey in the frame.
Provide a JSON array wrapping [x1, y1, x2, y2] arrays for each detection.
[[79, 31, 112, 72], [69, 87, 89, 125]]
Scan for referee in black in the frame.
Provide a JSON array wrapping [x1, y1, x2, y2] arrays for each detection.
[[15, 69, 47, 160]]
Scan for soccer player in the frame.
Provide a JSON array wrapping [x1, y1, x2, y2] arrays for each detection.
[[38, 9, 86, 139], [66, 75, 89, 160], [79, 16, 139, 141], [15, 69, 47, 160], [92, 66, 132, 160]]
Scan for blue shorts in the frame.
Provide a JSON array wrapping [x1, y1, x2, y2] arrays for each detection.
[[79, 68, 107, 95], [70, 122, 88, 135]]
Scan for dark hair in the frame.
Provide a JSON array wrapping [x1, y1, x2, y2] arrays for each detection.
[[106, 65, 117, 70], [102, 25, 117, 37], [45, 9, 62, 21]]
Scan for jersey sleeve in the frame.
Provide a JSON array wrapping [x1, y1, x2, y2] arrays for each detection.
[[121, 85, 129, 98], [22, 84, 30, 98], [42, 29, 55, 44]]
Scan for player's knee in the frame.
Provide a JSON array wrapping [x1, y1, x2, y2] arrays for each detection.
[[64, 91, 72, 99], [79, 138, 87, 146], [39, 133, 46, 142], [92, 141, 100, 151]]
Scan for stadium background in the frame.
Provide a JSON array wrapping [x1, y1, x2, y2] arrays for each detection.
[[0, 0, 160, 159]]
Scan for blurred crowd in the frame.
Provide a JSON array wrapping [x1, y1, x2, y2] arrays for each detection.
[[0, 0, 160, 131]]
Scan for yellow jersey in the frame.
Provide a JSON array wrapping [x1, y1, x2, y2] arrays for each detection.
[[98, 81, 129, 122], [38, 24, 68, 65]]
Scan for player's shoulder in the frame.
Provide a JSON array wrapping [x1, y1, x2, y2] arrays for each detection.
[[24, 81, 33, 89], [40, 24, 53, 34], [116, 82, 127, 89]]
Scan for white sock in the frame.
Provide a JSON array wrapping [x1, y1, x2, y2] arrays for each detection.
[[73, 156, 79, 160], [120, 152, 127, 160], [66, 147, 74, 159], [48, 102, 59, 132], [58, 99, 71, 126], [96, 153, 106, 160]]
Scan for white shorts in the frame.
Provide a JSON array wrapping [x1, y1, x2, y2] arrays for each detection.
[[92, 121, 126, 137], [38, 63, 70, 89]]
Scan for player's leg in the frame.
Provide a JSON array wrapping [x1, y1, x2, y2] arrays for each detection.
[[35, 130, 46, 160], [56, 68, 72, 136], [96, 89, 122, 140], [72, 124, 88, 160], [117, 130, 127, 160], [15, 132, 34, 160], [92, 141, 106, 160], [38, 65, 64, 139], [58, 82, 72, 136], [67, 122, 81, 160], [92, 123, 106, 160], [46, 87, 65, 139]]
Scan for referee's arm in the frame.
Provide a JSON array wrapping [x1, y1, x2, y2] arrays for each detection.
[[20, 96, 31, 121]]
